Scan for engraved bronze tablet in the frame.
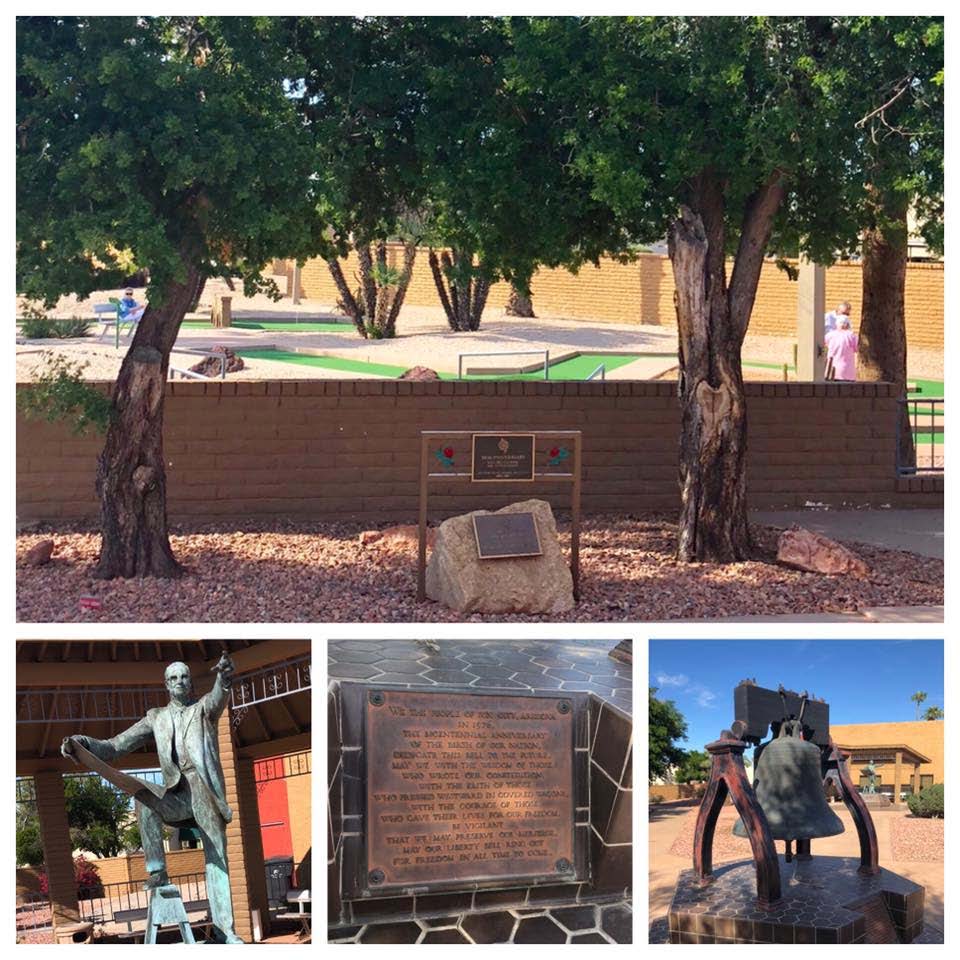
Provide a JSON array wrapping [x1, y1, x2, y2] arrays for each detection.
[[365, 689, 574, 889], [473, 512, 542, 559], [471, 433, 535, 481]]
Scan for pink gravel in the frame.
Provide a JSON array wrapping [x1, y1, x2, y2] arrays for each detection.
[[16, 515, 943, 623], [667, 807, 794, 861], [891, 817, 944, 862]]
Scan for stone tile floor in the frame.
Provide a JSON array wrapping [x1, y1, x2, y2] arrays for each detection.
[[327, 638, 631, 716], [330, 899, 632, 944]]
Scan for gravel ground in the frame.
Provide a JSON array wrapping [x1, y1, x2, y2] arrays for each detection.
[[890, 817, 944, 862], [666, 807, 788, 861], [16, 515, 943, 623]]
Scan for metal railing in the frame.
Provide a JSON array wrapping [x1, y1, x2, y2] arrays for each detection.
[[585, 363, 606, 381], [457, 349, 550, 380], [15, 892, 52, 938], [78, 872, 207, 924], [897, 396, 944, 475], [168, 347, 232, 381], [231, 654, 312, 711]]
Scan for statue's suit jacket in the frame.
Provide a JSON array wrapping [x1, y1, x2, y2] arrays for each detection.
[[82, 678, 232, 823]]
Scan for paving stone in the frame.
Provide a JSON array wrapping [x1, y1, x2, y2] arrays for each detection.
[[513, 914, 567, 944]]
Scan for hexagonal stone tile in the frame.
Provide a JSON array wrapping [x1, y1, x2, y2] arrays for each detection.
[[461, 911, 516, 944], [601, 904, 633, 943], [550, 905, 598, 931], [328, 663, 383, 680], [359, 921, 422, 944], [571, 933, 609, 944], [514, 915, 567, 944], [421, 928, 470, 943]]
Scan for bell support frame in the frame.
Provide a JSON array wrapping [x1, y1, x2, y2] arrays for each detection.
[[823, 737, 880, 876], [693, 733, 782, 905]]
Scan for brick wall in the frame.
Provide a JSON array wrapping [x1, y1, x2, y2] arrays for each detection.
[[16, 380, 941, 521], [286, 248, 944, 350]]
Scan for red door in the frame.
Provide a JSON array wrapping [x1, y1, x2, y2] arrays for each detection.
[[255, 758, 294, 861]]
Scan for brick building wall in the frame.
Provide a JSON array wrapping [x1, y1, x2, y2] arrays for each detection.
[[16, 380, 941, 522], [831, 720, 944, 784], [285, 248, 944, 350]]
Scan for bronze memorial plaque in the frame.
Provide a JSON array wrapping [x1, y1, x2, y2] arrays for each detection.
[[471, 433, 535, 482], [365, 689, 574, 889], [472, 512, 542, 559]]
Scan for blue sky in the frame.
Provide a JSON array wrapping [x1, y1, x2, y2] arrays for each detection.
[[649, 639, 944, 752]]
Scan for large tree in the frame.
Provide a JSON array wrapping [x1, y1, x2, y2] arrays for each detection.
[[845, 18, 943, 469], [516, 17, 854, 561], [408, 17, 625, 333], [290, 17, 428, 339], [17, 16, 324, 578], [649, 688, 688, 781]]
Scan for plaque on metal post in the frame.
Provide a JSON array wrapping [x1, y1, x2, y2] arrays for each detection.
[[471, 434, 535, 481], [472, 512, 542, 559], [360, 688, 582, 893]]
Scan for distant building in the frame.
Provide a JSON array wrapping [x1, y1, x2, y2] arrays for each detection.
[[831, 720, 943, 802]]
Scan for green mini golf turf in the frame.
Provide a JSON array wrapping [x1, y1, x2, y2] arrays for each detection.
[[236, 349, 644, 380], [181, 320, 353, 332], [910, 378, 944, 397], [237, 348, 410, 377]]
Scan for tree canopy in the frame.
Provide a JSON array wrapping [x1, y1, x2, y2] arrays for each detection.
[[649, 687, 689, 781]]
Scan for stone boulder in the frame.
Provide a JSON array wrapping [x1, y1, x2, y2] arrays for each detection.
[[23, 539, 54, 567], [398, 366, 440, 381], [425, 499, 574, 615], [776, 526, 870, 577], [190, 345, 244, 378]]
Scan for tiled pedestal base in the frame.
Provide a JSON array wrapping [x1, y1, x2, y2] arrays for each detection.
[[330, 898, 632, 944], [668, 856, 925, 944]]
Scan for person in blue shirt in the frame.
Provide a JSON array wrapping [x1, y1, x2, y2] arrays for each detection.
[[118, 288, 139, 318]]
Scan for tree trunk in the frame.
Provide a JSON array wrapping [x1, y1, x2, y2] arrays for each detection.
[[505, 283, 535, 317], [325, 257, 367, 337], [857, 195, 914, 470], [383, 241, 418, 337], [669, 169, 785, 562], [93, 261, 203, 579], [428, 247, 489, 332]]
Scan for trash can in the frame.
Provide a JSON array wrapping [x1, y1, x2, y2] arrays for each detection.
[[264, 857, 295, 908]]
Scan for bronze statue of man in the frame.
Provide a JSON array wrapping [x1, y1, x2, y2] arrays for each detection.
[[62, 653, 242, 943]]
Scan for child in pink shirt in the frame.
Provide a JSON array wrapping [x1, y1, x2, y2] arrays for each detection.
[[824, 316, 858, 380]]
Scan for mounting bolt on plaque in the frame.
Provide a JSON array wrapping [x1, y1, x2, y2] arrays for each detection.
[[556, 858, 572, 873], [368, 869, 385, 885], [369, 691, 384, 707], [557, 700, 571, 714]]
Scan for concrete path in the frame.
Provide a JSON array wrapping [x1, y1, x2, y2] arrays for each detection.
[[703, 606, 944, 624], [751, 509, 944, 560]]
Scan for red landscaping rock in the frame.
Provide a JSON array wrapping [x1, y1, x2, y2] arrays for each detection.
[[398, 366, 440, 380], [776, 526, 871, 577], [22, 539, 54, 567], [190, 345, 244, 377], [361, 525, 435, 549]]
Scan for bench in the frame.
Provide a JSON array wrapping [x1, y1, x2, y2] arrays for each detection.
[[111, 899, 210, 943], [275, 888, 311, 939], [95, 301, 144, 345]]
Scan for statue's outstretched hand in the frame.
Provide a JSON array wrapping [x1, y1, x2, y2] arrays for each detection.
[[214, 652, 235, 686]]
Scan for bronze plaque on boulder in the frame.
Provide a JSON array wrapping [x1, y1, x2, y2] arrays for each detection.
[[471, 433, 535, 481], [472, 512, 542, 559], [365, 688, 575, 889]]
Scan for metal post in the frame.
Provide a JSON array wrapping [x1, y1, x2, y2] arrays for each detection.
[[571, 431, 582, 601], [417, 434, 429, 602], [796, 258, 825, 382], [544, 350, 550, 381]]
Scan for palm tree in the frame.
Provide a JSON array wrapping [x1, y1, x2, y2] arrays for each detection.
[[910, 691, 928, 720], [923, 705, 943, 721]]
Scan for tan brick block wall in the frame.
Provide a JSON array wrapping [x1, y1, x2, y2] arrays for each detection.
[[285, 770, 312, 883], [34, 771, 79, 931], [292, 246, 943, 348], [16, 380, 940, 520], [218, 711, 267, 942]]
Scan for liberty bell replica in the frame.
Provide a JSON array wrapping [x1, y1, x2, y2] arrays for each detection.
[[733, 717, 843, 845]]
